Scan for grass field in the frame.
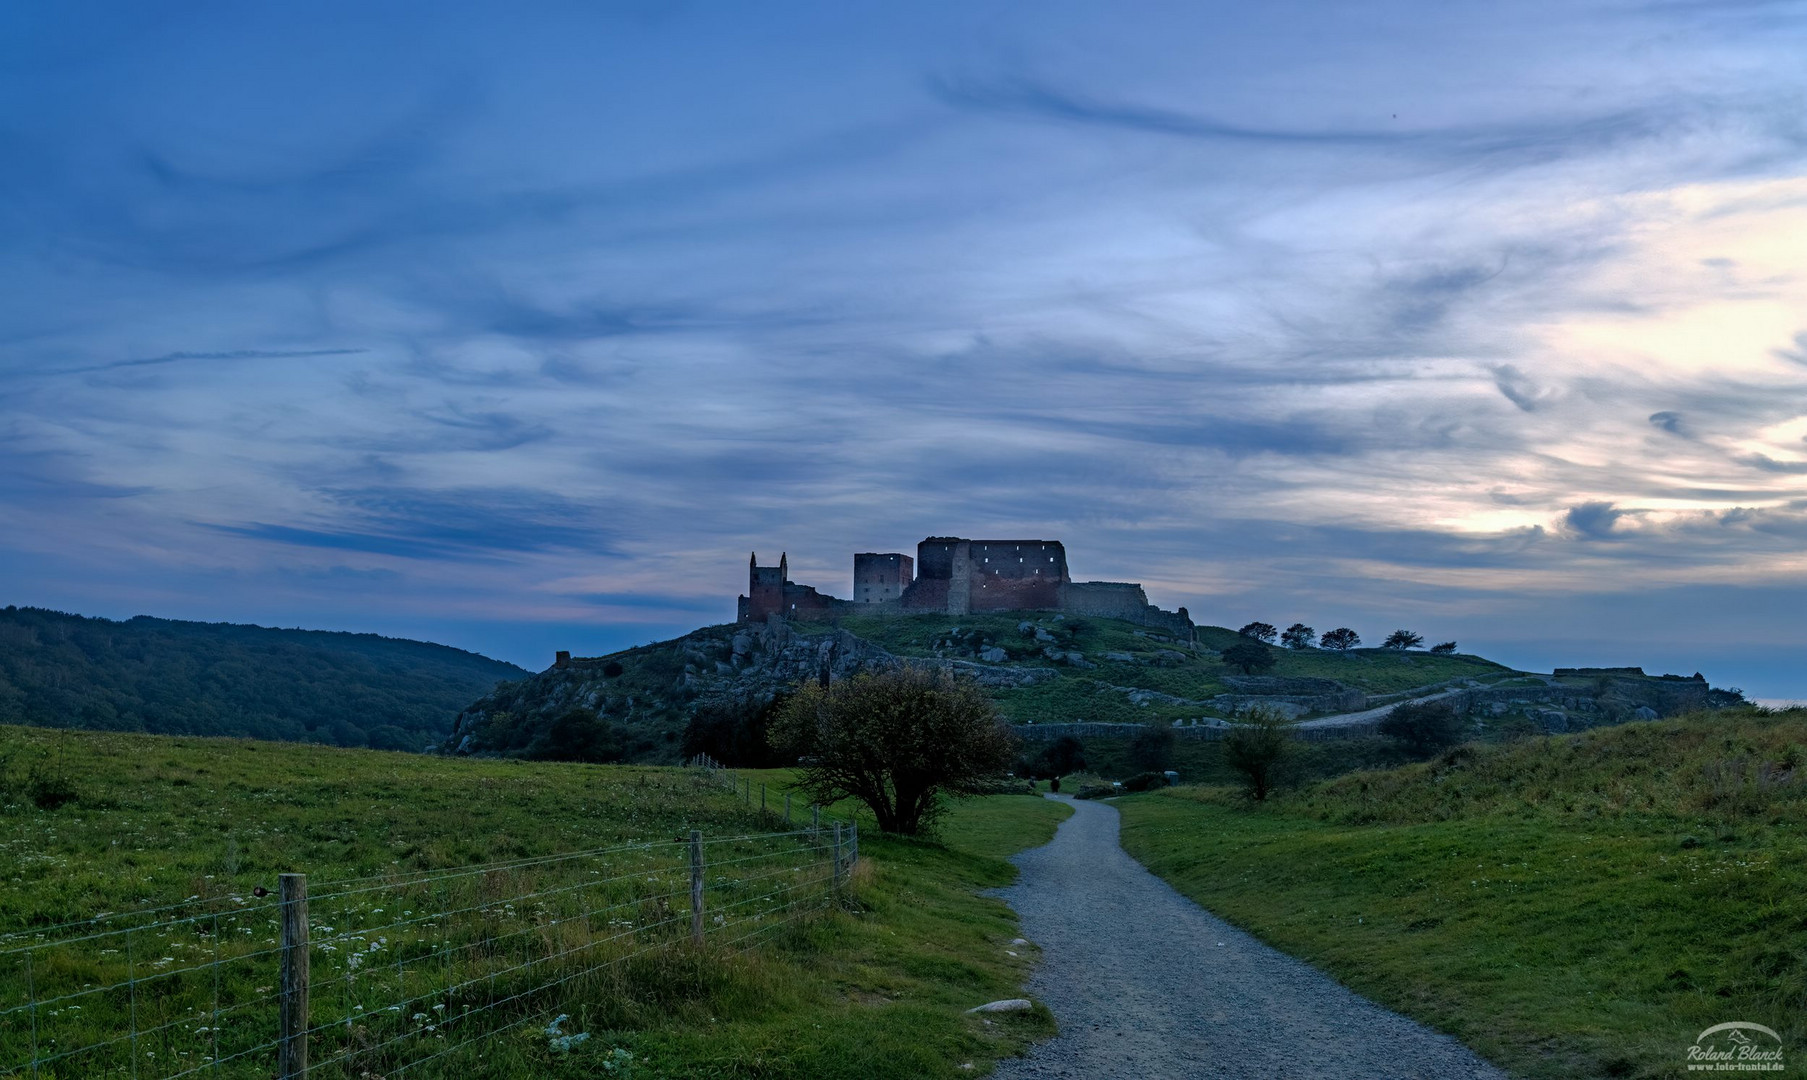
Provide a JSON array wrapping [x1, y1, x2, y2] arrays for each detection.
[[0, 724, 1071, 1079], [1114, 708, 1807, 1080]]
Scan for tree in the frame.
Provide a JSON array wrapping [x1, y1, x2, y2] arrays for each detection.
[[682, 692, 790, 767], [769, 666, 1017, 835], [1222, 707, 1292, 801], [1280, 623, 1316, 650], [1378, 699, 1466, 758], [1032, 735, 1087, 778], [1237, 622, 1278, 644], [1321, 627, 1361, 651], [1128, 722, 1176, 771], [1382, 630, 1424, 650], [1429, 641, 1458, 655], [528, 708, 622, 763], [1220, 640, 1277, 675]]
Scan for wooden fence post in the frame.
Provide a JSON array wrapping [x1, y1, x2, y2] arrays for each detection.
[[811, 804, 820, 835], [849, 821, 858, 868], [833, 823, 844, 891], [689, 830, 704, 946], [278, 873, 309, 1080], [784, 793, 791, 823], [760, 783, 767, 816]]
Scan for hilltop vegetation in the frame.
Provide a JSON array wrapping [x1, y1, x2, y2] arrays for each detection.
[[0, 723, 1071, 1078], [0, 607, 526, 750], [1115, 708, 1807, 1080], [456, 612, 1518, 764]]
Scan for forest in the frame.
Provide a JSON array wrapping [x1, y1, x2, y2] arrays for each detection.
[[0, 606, 526, 750]]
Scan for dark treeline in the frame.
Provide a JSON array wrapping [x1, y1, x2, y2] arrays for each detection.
[[0, 607, 527, 751]]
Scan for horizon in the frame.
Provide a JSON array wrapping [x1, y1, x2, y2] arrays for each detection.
[[5, 3, 1806, 697]]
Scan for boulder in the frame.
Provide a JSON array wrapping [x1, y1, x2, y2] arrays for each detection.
[[966, 999, 1034, 1014], [979, 647, 1008, 663]]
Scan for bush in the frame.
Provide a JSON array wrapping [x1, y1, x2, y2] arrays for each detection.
[[1074, 783, 1116, 800], [1378, 699, 1467, 758], [1237, 622, 1278, 644], [1121, 771, 1169, 793], [602, 660, 624, 678], [965, 777, 1037, 796], [27, 766, 79, 811], [526, 708, 623, 763], [1430, 641, 1458, 655], [1128, 723, 1176, 771], [1222, 707, 1293, 801]]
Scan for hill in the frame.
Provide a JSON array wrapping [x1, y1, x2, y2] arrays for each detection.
[[450, 612, 1537, 764], [1115, 707, 1807, 1079], [0, 606, 527, 750]]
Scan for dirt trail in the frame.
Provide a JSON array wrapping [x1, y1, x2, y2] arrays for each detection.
[[987, 795, 1504, 1079]]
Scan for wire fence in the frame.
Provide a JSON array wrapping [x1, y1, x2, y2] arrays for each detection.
[[0, 759, 855, 1080]]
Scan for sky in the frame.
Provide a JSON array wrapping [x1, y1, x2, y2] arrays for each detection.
[[3, 1, 1806, 695]]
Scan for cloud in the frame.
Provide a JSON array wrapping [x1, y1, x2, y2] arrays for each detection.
[[46, 348, 368, 378], [1565, 502, 1626, 539], [1774, 331, 1807, 365], [927, 73, 1679, 170], [1491, 364, 1556, 412], [1648, 410, 1689, 436]]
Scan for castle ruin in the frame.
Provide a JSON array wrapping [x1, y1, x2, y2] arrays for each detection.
[[738, 537, 1192, 638]]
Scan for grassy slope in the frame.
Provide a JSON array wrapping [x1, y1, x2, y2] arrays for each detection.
[[1114, 709, 1807, 1080], [0, 725, 1071, 1079], [799, 613, 1512, 725]]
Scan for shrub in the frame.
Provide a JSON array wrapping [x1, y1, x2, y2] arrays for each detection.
[[27, 766, 79, 811], [1379, 699, 1467, 758], [527, 708, 623, 763], [1237, 622, 1278, 644], [1121, 771, 1169, 793], [1074, 783, 1116, 800], [965, 777, 1037, 796], [1128, 723, 1176, 771], [1222, 707, 1293, 801], [1430, 641, 1458, 655], [602, 660, 624, 678]]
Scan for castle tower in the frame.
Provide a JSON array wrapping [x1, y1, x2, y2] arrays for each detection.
[[853, 552, 914, 603], [742, 551, 788, 621]]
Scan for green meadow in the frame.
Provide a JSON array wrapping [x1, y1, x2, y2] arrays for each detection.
[[1115, 708, 1807, 1080], [0, 724, 1071, 1079]]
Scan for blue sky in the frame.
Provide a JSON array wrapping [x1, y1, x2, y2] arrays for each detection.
[[4, 1, 1806, 695]]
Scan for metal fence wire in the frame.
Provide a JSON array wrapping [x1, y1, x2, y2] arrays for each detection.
[[1, 763, 857, 1080]]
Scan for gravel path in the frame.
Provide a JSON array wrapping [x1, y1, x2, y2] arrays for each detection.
[[987, 795, 1505, 1079], [1292, 687, 1467, 729]]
